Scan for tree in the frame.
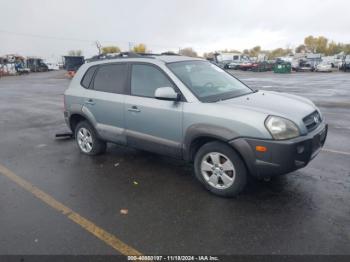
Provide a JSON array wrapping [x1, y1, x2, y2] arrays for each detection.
[[343, 44, 350, 54], [179, 47, 198, 57], [304, 35, 328, 54], [316, 36, 328, 54], [268, 48, 292, 59], [200, 35, 350, 61], [218, 49, 241, 54], [101, 46, 121, 54], [203, 52, 215, 59], [133, 43, 147, 53], [326, 42, 343, 56], [95, 41, 102, 55], [240, 46, 262, 57], [228, 49, 241, 53], [249, 46, 261, 57], [304, 35, 317, 53], [68, 50, 82, 56], [295, 44, 307, 53]]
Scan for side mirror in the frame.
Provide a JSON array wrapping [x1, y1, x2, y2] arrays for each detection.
[[155, 87, 181, 101]]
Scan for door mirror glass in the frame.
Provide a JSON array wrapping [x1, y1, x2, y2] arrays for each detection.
[[154, 87, 180, 101]]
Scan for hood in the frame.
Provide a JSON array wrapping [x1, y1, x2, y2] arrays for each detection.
[[217, 90, 317, 126]]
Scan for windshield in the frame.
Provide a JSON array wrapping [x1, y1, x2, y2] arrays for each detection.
[[167, 61, 253, 102]]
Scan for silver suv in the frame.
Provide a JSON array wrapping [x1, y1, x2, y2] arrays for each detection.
[[64, 54, 327, 197]]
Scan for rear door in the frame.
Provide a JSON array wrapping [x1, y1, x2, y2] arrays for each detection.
[[125, 63, 183, 158], [82, 63, 128, 144]]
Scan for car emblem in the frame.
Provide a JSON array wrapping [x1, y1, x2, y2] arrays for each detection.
[[314, 115, 319, 124]]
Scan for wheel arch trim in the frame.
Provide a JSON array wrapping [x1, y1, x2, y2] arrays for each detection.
[[183, 123, 240, 161], [67, 105, 97, 132]]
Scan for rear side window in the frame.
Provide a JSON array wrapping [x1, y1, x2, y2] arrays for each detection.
[[131, 64, 173, 97], [81, 66, 97, 88], [93, 64, 127, 94]]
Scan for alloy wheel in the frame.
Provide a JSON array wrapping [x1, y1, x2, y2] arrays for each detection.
[[200, 152, 236, 190]]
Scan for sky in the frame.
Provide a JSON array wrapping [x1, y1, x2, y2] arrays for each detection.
[[0, 0, 349, 61]]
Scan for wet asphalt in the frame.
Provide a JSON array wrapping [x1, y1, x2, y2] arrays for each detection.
[[0, 70, 349, 255]]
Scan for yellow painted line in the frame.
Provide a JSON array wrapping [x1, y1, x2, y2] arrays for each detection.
[[322, 148, 350, 156], [0, 164, 142, 256]]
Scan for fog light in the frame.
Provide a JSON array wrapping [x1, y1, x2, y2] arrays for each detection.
[[256, 146, 267, 152], [297, 145, 304, 154]]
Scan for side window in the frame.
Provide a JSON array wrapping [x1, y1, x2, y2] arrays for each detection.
[[93, 64, 127, 94], [81, 66, 97, 88], [131, 64, 173, 98]]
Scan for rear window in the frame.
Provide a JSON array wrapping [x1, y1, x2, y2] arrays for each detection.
[[93, 64, 128, 94], [81, 66, 97, 88]]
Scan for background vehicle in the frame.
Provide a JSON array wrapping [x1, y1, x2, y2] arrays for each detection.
[[26, 58, 49, 72], [15, 62, 30, 74], [46, 62, 60, 71], [251, 61, 274, 72], [340, 55, 350, 72], [306, 53, 322, 70], [227, 61, 242, 69], [64, 54, 327, 197], [63, 56, 85, 77], [294, 59, 313, 72], [315, 61, 332, 72], [239, 61, 254, 71], [213, 52, 251, 69], [227, 54, 251, 69], [322, 54, 343, 68]]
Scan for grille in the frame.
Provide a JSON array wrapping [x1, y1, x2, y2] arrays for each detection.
[[303, 111, 322, 132]]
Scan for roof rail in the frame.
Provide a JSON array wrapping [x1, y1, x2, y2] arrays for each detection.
[[111, 52, 159, 58], [160, 52, 179, 56], [85, 51, 180, 63], [119, 52, 144, 58], [136, 52, 159, 57], [135, 52, 179, 56]]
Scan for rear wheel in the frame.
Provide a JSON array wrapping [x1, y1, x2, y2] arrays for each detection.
[[75, 121, 106, 155], [194, 141, 247, 197]]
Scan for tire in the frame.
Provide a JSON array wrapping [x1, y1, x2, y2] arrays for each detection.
[[75, 121, 106, 155], [194, 141, 247, 197]]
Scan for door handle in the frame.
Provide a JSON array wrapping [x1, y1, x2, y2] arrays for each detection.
[[85, 98, 95, 105], [127, 105, 141, 113]]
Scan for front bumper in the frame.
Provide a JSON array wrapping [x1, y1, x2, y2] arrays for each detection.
[[230, 123, 328, 178]]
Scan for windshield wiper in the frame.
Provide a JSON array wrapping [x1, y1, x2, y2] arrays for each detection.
[[219, 91, 254, 101]]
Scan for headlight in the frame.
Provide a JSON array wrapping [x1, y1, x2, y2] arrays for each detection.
[[265, 116, 300, 140]]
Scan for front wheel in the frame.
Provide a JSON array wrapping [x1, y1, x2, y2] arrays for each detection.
[[75, 121, 106, 155], [194, 141, 247, 197]]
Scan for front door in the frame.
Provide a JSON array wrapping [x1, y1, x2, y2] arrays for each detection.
[[125, 63, 183, 158]]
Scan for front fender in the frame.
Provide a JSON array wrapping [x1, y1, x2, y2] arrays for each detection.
[[183, 123, 240, 161]]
